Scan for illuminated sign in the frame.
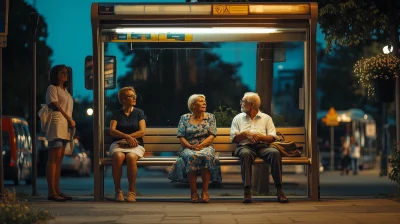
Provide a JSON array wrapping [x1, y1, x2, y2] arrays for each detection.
[[110, 33, 192, 42], [159, 34, 193, 42], [111, 33, 158, 42], [212, 5, 248, 15]]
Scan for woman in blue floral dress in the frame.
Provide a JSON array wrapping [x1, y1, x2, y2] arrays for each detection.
[[168, 94, 222, 203]]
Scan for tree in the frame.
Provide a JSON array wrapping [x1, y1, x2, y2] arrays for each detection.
[[318, 0, 400, 53], [318, 45, 366, 110], [113, 42, 249, 127], [2, 0, 52, 123]]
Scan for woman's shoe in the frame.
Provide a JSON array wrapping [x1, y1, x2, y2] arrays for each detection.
[[191, 192, 199, 203], [201, 191, 209, 203], [126, 191, 136, 202], [47, 194, 67, 202], [58, 192, 72, 200]]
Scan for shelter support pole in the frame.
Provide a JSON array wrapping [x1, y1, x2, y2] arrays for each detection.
[[306, 3, 319, 201], [0, 47, 4, 197], [91, 3, 102, 201]]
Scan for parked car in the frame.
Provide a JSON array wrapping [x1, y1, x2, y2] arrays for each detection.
[[1, 116, 32, 185], [62, 139, 91, 177]]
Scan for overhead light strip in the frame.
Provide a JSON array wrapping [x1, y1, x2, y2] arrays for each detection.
[[114, 28, 277, 34]]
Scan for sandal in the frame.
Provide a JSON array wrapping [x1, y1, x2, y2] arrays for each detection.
[[47, 194, 67, 202], [58, 192, 73, 200]]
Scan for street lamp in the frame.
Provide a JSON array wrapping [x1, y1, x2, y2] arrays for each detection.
[[380, 44, 393, 176], [87, 108, 94, 116], [383, 45, 393, 54]]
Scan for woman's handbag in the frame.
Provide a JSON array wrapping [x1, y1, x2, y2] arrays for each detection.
[[38, 104, 52, 132], [269, 132, 303, 157]]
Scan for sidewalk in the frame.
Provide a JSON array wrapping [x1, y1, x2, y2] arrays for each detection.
[[29, 197, 400, 224]]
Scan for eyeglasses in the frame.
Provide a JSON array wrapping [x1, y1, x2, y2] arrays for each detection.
[[125, 94, 137, 99], [240, 100, 252, 104]]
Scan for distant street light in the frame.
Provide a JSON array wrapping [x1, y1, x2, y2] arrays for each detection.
[[383, 45, 393, 54], [87, 108, 94, 116]]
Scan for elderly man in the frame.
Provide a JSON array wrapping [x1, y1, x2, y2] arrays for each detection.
[[230, 92, 288, 203]]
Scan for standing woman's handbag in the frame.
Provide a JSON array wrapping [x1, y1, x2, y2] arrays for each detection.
[[269, 132, 303, 157]]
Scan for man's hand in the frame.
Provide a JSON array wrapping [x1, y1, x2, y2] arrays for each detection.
[[249, 133, 262, 144]]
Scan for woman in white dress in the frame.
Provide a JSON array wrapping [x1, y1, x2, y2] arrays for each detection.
[[45, 65, 75, 201], [109, 86, 146, 202]]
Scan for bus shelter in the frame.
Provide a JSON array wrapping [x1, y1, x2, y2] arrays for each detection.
[[90, 2, 318, 201]]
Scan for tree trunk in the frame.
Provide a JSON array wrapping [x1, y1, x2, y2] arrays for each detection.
[[252, 43, 274, 194]]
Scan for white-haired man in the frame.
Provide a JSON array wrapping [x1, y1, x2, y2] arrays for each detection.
[[230, 92, 288, 203]]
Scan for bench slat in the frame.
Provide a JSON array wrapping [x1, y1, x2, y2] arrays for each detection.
[[104, 127, 305, 137], [140, 135, 305, 144], [103, 143, 305, 153], [100, 156, 310, 166]]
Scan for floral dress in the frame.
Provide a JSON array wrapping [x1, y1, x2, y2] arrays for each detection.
[[168, 112, 222, 183]]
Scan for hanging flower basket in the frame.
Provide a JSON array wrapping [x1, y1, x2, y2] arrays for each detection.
[[353, 53, 399, 102]]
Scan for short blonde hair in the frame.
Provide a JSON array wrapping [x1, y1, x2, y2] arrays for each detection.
[[244, 92, 261, 110], [187, 94, 206, 112], [118, 86, 135, 104]]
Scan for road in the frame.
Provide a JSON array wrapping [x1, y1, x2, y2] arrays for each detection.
[[5, 167, 397, 198]]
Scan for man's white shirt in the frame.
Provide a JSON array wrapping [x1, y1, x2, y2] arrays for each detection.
[[230, 111, 277, 145]]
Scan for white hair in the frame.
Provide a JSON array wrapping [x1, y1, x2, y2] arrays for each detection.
[[244, 92, 261, 110], [187, 94, 206, 112]]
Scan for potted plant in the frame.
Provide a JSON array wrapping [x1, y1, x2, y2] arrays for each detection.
[[353, 53, 400, 102], [389, 142, 400, 198]]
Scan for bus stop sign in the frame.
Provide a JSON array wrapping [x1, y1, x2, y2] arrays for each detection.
[[322, 107, 339, 126]]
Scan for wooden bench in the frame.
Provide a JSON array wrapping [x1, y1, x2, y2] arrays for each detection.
[[101, 127, 309, 165], [97, 127, 309, 198]]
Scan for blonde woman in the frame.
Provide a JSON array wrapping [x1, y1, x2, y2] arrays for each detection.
[[168, 94, 222, 203], [109, 87, 146, 202]]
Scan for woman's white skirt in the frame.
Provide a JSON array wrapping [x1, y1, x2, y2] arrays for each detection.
[[109, 139, 145, 158]]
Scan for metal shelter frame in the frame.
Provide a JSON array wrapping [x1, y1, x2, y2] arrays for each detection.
[[90, 2, 319, 201]]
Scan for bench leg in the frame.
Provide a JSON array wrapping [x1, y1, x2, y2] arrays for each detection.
[[307, 163, 320, 201]]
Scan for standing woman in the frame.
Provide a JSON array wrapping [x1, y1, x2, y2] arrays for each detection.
[[45, 65, 75, 201]]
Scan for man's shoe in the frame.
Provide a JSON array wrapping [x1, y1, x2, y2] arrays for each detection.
[[115, 189, 124, 202], [277, 189, 289, 203], [243, 187, 252, 203], [126, 191, 136, 202]]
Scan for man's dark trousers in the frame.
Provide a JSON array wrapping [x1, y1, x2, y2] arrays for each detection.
[[234, 144, 283, 189]]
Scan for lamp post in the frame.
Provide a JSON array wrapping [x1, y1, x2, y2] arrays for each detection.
[[380, 45, 393, 176]]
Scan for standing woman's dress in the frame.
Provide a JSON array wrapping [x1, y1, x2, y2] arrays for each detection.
[[45, 85, 73, 142], [168, 112, 222, 183]]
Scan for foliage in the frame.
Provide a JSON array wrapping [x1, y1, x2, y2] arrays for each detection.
[[388, 142, 400, 196], [213, 105, 238, 127], [3, 0, 53, 124], [318, 44, 367, 110], [115, 42, 249, 126], [0, 189, 54, 224], [318, 0, 399, 52], [271, 114, 288, 127], [353, 54, 400, 96]]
